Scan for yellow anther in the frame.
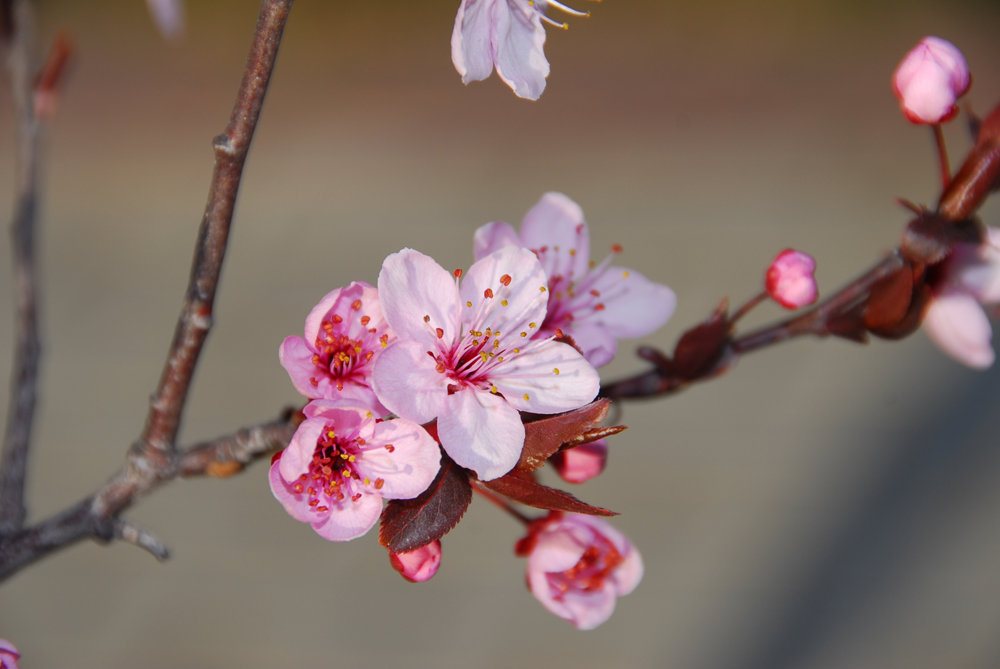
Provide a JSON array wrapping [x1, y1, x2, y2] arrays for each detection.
[[554, 368, 560, 375], [524, 393, 530, 401], [340, 453, 349, 459], [327, 430, 335, 438], [348, 455, 356, 462], [569, 249, 576, 256], [480, 352, 488, 362], [467, 301, 473, 307], [498, 356, 504, 362], [520, 332, 527, 337], [364, 478, 370, 485], [529, 322, 536, 328], [513, 348, 520, 354], [472, 339, 479, 346], [490, 385, 498, 393], [381, 341, 387, 348], [623, 271, 630, 277], [501, 300, 508, 306], [540, 287, 547, 292]]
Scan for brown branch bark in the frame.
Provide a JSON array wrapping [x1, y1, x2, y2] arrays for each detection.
[[0, 414, 295, 580], [0, 0, 41, 535]]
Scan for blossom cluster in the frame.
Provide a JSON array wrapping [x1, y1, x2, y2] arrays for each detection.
[[271, 192, 674, 625]]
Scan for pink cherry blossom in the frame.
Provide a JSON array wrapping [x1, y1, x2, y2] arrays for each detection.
[[451, 0, 590, 100], [893, 36, 970, 125], [550, 439, 607, 484], [389, 540, 443, 582], [515, 511, 643, 630], [924, 227, 1000, 369], [279, 281, 395, 416], [145, 0, 185, 41], [765, 248, 818, 309], [474, 192, 677, 367], [269, 401, 441, 541], [0, 639, 19, 669], [372, 246, 600, 481]]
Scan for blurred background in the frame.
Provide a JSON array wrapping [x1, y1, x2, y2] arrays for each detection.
[[2, 0, 1000, 666]]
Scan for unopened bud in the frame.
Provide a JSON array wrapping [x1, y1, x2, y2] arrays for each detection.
[[550, 440, 608, 484], [389, 541, 442, 583], [766, 249, 818, 309], [893, 36, 970, 125]]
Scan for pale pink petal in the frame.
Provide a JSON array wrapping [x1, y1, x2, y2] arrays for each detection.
[[551, 439, 607, 483], [610, 544, 645, 596], [437, 386, 525, 480], [268, 461, 317, 524], [452, 0, 497, 85], [310, 492, 383, 542], [145, 0, 185, 41], [583, 266, 678, 338], [390, 541, 443, 582], [303, 282, 384, 345], [278, 419, 325, 482], [563, 322, 618, 368], [892, 36, 969, 124], [460, 245, 550, 340], [278, 335, 324, 398], [473, 221, 522, 260], [492, 341, 599, 413], [519, 192, 590, 281], [379, 249, 461, 346], [356, 419, 441, 499], [301, 400, 369, 427], [924, 289, 995, 369], [491, 0, 549, 100], [953, 228, 1000, 303], [530, 526, 587, 572], [372, 340, 450, 424], [557, 588, 618, 630]]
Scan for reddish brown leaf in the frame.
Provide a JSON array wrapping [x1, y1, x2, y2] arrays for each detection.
[[868, 281, 932, 340], [673, 300, 731, 379], [902, 213, 984, 264], [824, 302, 870, 343], [479, 474, 617, 517], [516, 400, 612, 473], [379, 452, 472, 553], [559, 425, 627, 452], [864, 265, 913, 331]]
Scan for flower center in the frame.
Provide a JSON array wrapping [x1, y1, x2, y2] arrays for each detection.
[[291, 424, 384, 512], [311, 314, 378, 391], [548, 534, 624, 598]]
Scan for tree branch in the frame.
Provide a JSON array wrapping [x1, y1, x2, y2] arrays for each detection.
[[0, 0, 41, 535]]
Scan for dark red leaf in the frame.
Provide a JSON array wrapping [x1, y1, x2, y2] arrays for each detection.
[[379, 452, 472, 553], [479, 474, 617, 517], [902, 213, 984, 264], [517, 400, 613, 473], [673, 300, 731, 379], [863, 265, 913, 331]]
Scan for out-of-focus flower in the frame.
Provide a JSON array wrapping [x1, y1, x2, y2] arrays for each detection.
[[372, 246, 600, 481], [516, 511, 642, 630], [389, 540, 443, 582], [0, 639, 20, 669], [280, 281, 395, 416], [145, 0, 185, 41], [924, 227, 1000, 369], [269, 401, 441, 541], [474, 192, 677, 367], [451, 0, 589, 100], [893, 36, 970, 125], [550, 439, 607, 484], [765, 249, 818, 309]]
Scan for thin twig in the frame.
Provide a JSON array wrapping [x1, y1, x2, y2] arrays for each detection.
[[0, 414, 295, 580], [113, 519, 170, 561], [139, 0, 294, 459], [472, 482, 535, 525], [0, 0, 41, 536]]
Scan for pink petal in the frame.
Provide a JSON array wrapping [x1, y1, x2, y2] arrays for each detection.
[[310, 492, 383, 542], [145, 0, 185, 41], [355, 418, 441, 499], [953, 228, 1000, 303], [519, 192, 590, 281], [303, 282, 384, 345], [278, 419, 326, 482], [530, 526, 588, 572], [924, 289, 995, 369], [550, 439, 608, 484], [892, 37, 970, 124], [437, 386, 525, 480], [389, 541, 443, 583], [765, 249, 818, 310], [460, 245, 550, 340], [372, 340, 450, 424], [611, 544, 645, 597], [561, 322, 618, 368], [584, 266, 678, 338], [379, 249, 461, 347], [268, 461, 317, 524], [491, 0, 549, 100], [557, 587, 619, 630], [278, 335, 325, 399], [492, 340, 599, 414], [473, 221, 522, 260], [452, 0, 497, 85]]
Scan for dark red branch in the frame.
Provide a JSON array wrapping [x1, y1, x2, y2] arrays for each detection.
[[0, 0, 42, 536]]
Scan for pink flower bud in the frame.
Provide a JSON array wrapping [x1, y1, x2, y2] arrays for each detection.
[[550, 439, 608, 484], [893, 36, 970, 125], [516, 512, 642, 630], [766, 249, 818, 309], [389, 541, 442, 583], [0, 639, 20, 669]]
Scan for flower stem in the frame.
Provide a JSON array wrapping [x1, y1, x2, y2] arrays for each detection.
[[933, 123, 951, 190], [473, 482, 534, 525]]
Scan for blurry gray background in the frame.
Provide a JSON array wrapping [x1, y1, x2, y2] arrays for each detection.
[[2, 0, 1000, 666]]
